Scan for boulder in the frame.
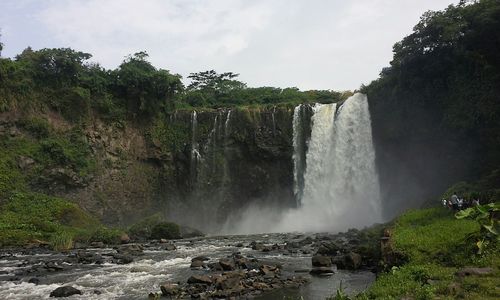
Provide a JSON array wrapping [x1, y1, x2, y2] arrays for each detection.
[[187, 275, 213, 284], [117, 243, 144, 256], [312, 255, 332, 267], [345, 252, 362, 270], [190, 260, 205, 268], [120, 233, 130, 244], [219, 258, 235, 271], [192, 256, 210, 262], [164, 243, 176, 251], [316, 242, 340, 256], [160, 283, 180, 296], [49, 286, 82, 298]]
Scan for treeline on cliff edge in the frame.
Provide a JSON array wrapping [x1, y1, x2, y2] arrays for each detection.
[[0, 44, 347, 121]]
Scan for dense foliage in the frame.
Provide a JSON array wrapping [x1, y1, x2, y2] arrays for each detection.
[[0, 47, 346, 121], [363, 0, 500, 207]]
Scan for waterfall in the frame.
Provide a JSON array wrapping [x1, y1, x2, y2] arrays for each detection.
[[292, 104, 306, 206], [226, 93, 382, 234], [224, 110, 232, 135], [190, 111, 200, 187], [271, 106, 276, 136], [286, 93, 381, 232]]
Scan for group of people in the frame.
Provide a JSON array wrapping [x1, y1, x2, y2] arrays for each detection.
[[442, 192, 480, 211]]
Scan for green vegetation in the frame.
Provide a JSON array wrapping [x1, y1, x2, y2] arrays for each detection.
[[363, 0, 500, 198], [150, 222, 181, 240], [456, 203, 500, 254], [0, 192, 122, 247], [1, 46, 348, 121], [127, 214, 181, 241], [353, 207, 500, 300]]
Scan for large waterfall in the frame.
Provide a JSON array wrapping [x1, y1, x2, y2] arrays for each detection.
[[224, 93, 382, 234], [284, 93, 382, 232]]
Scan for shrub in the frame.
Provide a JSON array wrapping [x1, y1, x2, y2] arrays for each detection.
[[150, 222, 181, 240], [127, 214, 163, 240], [50, 230, 74, 251]]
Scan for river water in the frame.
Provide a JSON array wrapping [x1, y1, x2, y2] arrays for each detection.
[[0, 233, 374, 299]]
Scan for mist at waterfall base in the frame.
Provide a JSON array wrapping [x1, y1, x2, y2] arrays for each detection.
[[221, 93, 383, 234]]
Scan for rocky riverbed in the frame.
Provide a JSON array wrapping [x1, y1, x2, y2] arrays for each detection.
[[0, 230, 379, 299]]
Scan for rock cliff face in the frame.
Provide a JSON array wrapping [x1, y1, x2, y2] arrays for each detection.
[[0, 107, 296, 232]]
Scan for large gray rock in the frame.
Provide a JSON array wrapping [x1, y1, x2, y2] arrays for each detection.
[[50, 286, 82, 298], [312, 255, 332, 267], [345, 252, 362, 270], [187, 275, 212, 284], [219, 258, 235, 271]]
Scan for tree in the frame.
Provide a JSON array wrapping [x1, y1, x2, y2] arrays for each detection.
[[113, 51, 183, 117]]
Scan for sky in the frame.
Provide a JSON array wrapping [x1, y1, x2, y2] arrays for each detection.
[[0, 0, 457, 91]]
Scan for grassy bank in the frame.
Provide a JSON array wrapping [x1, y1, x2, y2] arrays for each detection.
[[348, 206, 500, 299], [0, 119, 122, 249]]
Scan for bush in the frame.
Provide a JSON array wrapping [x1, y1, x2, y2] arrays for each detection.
[[50, 230, 74, 251], [18, 117, 51, 138], [150, 222, 181, 240], [127, 214, 163, 240]]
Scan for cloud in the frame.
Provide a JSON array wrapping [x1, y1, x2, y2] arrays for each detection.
[[2, 0, 457, 90]]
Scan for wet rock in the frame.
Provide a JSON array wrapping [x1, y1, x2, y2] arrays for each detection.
[[117, 243, 144, 256], [312, 255, 332, 267], [160, 283, 180, 296], [77, 251, 103, 264], [112, 253, 134, 264], [316, 242, 340, 256], [259, 264, 279, 277], [345, 252, 362, 270], [219, 258, 235, 271], [235, 243, 244, 247], [298, 236, 314, 246], [120, 233, 130, 244], [130, 266, 153, 273], [50, 286, 82, 297], [187, 275, 213, 284], [192, 256, 210, 262], [252, 282, 270, 290], [190, 260, 205, 269], [90, 241, 105, 248], [456, 267, 493, 277], [164, 243, 176, 251], [215, 273, 242, 290], [28, 278, 39, 285], [180, 226, 205, 238], [310, 267, 335, 276], [250, 241, 265, 251]]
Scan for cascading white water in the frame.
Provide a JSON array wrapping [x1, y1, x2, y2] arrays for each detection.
[[292, 104, 306, 206], [224, 93, 382, 234], [282, 93, 382, 232], [190, 111, 200, 187]]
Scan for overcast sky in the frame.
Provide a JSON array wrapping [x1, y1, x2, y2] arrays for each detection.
[[0, 0, 457, 90]]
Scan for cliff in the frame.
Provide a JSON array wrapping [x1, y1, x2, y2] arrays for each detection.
[[0, 106, 296, 232]]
